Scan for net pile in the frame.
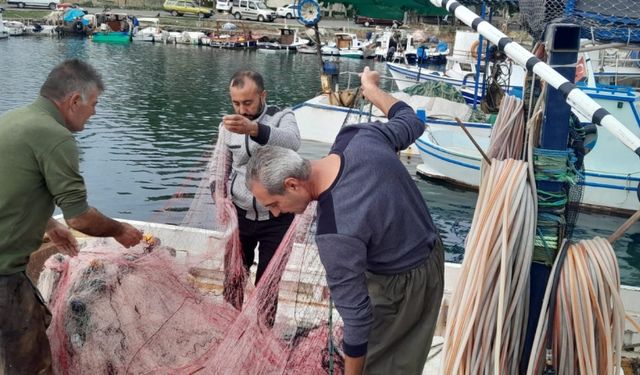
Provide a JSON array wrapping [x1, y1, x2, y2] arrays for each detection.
[[38, 127, 344, 374], [519, 0, 640, 43]]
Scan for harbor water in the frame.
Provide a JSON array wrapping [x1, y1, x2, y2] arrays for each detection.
[[1, 37, 639, 286]]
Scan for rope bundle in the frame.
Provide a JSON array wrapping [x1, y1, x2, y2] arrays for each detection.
[[442, 158, 536, 374], [527, 237, 625, 375]]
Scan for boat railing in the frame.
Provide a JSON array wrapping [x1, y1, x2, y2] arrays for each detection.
[[599, 50, 640, 69], [337, 70, 423, 91]]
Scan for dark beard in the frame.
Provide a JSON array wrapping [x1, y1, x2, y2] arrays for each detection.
[[242, 101, 264, 121]]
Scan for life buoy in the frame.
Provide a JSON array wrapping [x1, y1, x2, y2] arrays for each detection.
[[470, 39, 480, 58]]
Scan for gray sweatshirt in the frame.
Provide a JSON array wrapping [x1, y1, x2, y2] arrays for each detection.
[[226, 104, 300, 220], [315, 101, 438, 357]]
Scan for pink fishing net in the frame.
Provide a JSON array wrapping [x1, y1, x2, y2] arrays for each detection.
[[38, 127, 344, 374]]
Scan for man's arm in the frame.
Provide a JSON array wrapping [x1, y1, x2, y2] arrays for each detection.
[[316, 234, 373, 372], [222, 110, 301, 150], [253, 110, 301, 150], [344, 355, 365, 375], [65, 207, 142, 248]]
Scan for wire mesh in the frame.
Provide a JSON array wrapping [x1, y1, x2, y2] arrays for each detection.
[[519, 0, 640, 43]]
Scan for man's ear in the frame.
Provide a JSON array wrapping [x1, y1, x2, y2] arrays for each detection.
[[260, 90, 267, 104], [283, 177, 298, 191], [67, 92, 83, 109]]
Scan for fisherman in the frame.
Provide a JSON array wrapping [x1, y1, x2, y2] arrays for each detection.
[[0, 59, 143, 374], [213, 70, 300, 323], [245, 67, 444, 374]]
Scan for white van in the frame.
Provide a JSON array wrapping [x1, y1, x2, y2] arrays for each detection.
[[8, 0, 60, 10], [216, 0, 232, 12], [232, 0, 275, 22]]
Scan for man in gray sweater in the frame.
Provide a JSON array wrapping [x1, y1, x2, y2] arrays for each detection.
[[245, 67, 444, 374], [219, 70, 301, 296]]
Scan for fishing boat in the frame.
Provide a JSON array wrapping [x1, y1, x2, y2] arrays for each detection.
[[92, 30, 131, 43], [92, 12, 132, 43], [256, 28, 309, 52], [415, 84, 640, 213], [31, 215, 640, 374], [2, 20, 25, 36], [386, 30, 526, 104], [0, 10, 9, 40], [131, 17, 167, 43], [209, 32, 257, 49], [24, 23, 56, 36], [296, 43, 323, 54]]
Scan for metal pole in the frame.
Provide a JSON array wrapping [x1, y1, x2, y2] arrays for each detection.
[[314, 24, 323, 72], [521, 24, 580, 373], [429, 0, 640, 158], [472, 3, 485, 110]]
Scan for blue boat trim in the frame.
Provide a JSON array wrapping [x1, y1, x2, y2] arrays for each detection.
[[417, 137, 482, 163], [427, 119, 492, 129], [417, 137, 639, 190], [416, 142, 481, 171], [583, 181, 638, 191], [584, 171, 640, 182]]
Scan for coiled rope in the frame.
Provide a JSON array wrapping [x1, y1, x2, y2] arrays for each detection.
[[526, 237, 625, 375], [443, 94, 535, 374]]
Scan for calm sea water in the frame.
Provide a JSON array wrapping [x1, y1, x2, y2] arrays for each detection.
[[1, 37, 639, 286]]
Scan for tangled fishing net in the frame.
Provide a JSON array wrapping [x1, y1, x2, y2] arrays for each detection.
[[37, 126, 344, 374]]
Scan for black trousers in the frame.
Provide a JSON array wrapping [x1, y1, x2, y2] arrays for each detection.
[[236, 205, 294, 285], [0, 272, 52, 375]]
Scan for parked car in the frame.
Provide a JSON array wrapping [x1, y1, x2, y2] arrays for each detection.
[[353, 15, 402, 28], [7, 0, 60, 10], [216, 0, 231, 12], [232, 0, 275, 22], [163, 0, 213, 18], [275, 3, 298, 19]]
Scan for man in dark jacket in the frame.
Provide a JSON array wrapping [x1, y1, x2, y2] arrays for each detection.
[[245, 67, 444, 374]]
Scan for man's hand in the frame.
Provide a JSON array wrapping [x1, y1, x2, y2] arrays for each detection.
[[222, 114, 259, 137], [359, 66, 381, 96], [46, 218, 79, 256], [358, 66, 398, 117], [114, 222, 144, 248]]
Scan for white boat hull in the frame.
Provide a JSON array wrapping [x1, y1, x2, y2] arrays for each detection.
[[292, 93, 421, 155]]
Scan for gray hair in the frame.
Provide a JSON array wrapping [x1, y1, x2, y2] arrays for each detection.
[[246, 146, 311, 195], [40, 59, 105, 103]]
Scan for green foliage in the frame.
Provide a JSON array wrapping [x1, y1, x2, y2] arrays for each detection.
[[1, 8, 50, 20]]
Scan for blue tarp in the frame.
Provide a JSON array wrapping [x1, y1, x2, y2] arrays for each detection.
[[63, 9, 85, 23]]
